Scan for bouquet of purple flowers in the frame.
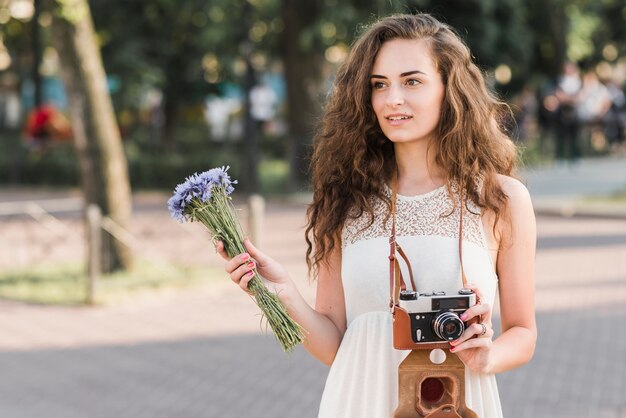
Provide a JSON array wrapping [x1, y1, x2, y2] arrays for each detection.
[[168, 167, 304, 352]]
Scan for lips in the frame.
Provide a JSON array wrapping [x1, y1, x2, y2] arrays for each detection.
[[385, 113, 412, 124]]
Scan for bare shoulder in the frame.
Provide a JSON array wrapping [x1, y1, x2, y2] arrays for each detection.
[[494, 174, 536, 242], [496, 174, 532, 204]]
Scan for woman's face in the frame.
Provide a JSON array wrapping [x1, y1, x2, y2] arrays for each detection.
[[370, 38, 445, 145]]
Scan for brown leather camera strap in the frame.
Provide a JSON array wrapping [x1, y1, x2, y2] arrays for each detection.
[[389, 170, 470, 310]]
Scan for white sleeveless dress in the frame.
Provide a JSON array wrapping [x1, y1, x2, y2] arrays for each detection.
[[317, 185, 503, 418]]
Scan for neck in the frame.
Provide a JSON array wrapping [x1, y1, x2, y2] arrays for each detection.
[[393, 141, 445, 194]]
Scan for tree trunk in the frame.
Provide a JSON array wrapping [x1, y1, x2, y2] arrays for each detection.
[[530, 0, 568, 77], [281, 0, 324, 191], [161, 57, 184, 152], [161, 90, 179, 152], [44, 0, 134, 273]]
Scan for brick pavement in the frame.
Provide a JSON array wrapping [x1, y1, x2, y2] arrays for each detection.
[[497, 216, 626, 418], [1, 198, 626, 417]]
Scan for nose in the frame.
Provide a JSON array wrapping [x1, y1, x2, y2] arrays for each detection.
[[386, 83, 405, 107]]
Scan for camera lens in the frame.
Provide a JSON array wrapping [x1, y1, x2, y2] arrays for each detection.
[[433, 311, 465, 341]]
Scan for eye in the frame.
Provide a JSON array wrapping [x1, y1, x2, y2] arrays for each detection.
[[371, 81, 386, 90], [406, 78, 421, 86]]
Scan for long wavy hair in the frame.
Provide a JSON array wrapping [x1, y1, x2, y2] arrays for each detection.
[[305, 13, 517, 275]]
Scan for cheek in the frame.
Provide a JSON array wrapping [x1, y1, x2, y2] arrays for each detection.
[[371, 95, 385, 121], [416, 91, 444, 120]]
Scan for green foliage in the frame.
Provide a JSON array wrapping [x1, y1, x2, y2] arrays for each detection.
[[55, 0, 89, 24], [517, 135, 555, 168], [0, 130, 79, 185], [0, 123, 291, 193], [0, 263, 86, 305], [3, 0, 626, 192], [258, 158, 289, 195], [90, 0, 245, 110], [89, 0, 538, 115], [566, 4, 602, 62]]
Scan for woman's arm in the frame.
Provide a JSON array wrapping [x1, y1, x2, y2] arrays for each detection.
[[218, 239, 347, 366], [488, 176, 537, 373], [450, 175, 537, 374]]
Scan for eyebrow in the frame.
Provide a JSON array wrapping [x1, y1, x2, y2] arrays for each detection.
[[370, 70, 427, 79]]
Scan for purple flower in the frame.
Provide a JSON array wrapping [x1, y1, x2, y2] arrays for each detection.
[[167, 166, 238, 222], [205, 166, 238, 194], [167, 190, 187, 222], [166, 165, 304, 352]]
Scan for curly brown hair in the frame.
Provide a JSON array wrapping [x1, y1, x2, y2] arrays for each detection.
[[305, 13, 518, 275]]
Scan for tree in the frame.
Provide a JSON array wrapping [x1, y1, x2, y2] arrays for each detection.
[[90, 0, 237, 150], [42, 0, 133, 273], [527, 0, 569, 78], [281, 0, 325, 190]]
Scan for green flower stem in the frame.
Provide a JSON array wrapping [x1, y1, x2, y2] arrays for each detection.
[[188, 190, 305, 352]]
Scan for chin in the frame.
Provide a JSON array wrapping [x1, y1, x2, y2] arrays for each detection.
[[383, 129, 435, 144], [385, 134, 422, 143]]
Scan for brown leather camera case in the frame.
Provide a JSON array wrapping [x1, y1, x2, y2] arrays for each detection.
[[393, 350, 478, 418], [393, 306, 480, 351], [393, 306, 452, 351]]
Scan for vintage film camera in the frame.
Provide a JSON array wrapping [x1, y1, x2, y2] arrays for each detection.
[[393, 288, 479, 417], [398, 288, 477, 344]]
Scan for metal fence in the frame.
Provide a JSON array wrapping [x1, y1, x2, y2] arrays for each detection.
[[0, 193, 268, 303]]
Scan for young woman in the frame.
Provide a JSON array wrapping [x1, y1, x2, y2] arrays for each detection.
[[218, 13, 536, 418]]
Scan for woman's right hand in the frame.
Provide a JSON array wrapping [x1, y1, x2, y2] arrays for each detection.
[[216, 238, 292, 294], [217, 238, 347, 365]]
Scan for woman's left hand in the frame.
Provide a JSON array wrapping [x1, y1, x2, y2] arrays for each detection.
[[449, 283, 495, 374]]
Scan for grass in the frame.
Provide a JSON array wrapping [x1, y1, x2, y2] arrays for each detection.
[[0, 260, 224, 306], [259, 159, 290, 195], [517, 135, 554, 168], [581, 188, 626, 203], [606, 188, 626, 201]]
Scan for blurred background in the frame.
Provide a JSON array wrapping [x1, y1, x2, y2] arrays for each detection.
[[0, 0, 625, 417]]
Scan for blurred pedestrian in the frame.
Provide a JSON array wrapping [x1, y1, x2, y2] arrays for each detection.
[[577, 69, 612, 152], [249, 80, 278, 126], [512, 83, 538, 142], [218, 13, 536, 418], [23, 104, 72, 150], [554, 61, 582, 165], [603, 77, 626, 151]]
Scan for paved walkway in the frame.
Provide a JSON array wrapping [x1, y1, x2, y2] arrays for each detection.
[[1, 157, 625, 418], [523, 156, 626, 218]]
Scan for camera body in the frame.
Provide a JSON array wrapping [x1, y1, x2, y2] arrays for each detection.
[[398, 289, 476, 344]]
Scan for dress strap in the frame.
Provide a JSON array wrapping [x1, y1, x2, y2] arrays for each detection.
[[388, 171, 471, 310]]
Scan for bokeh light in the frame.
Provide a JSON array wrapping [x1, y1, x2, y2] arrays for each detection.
[[9, 0, 34, 21], [324, 43, 348, 64], [495, 64, 512, 85]]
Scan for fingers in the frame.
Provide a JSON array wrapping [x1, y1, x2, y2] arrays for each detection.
[[243, 238, 268, 265], [449, 332, 492, 353], [450, 322, 494, 353], [464, 282, 484, 304], [229, 255, 256, 293], [223, 251, 250, 273], [215, 241, 230, 261], [216, 239, 263, 294], [217, 246, 256, 292], [237, 269, 256, 294], [460, 301, 492, 324], [460, 283, 492, 323]]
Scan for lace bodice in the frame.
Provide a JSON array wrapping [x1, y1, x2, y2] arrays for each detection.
[[341, 184, 485, 248]]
